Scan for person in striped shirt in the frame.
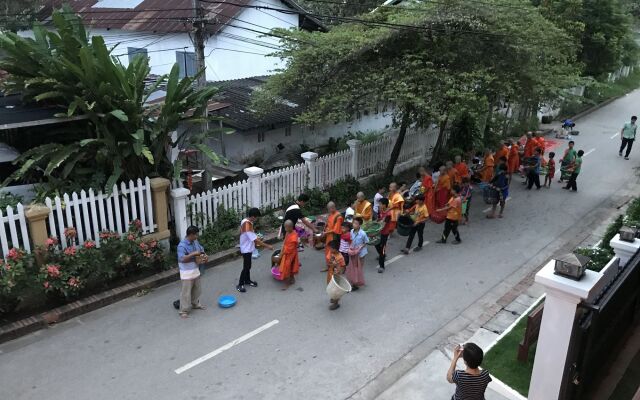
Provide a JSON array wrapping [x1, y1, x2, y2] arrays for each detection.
[[176, 226, 207, 319], [447, 342, 492, 400]]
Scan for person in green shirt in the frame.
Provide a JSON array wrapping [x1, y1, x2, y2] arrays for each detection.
[[563, 150, 584, 192], [619, 116, 637, 160], [559, 140, 577, 183]]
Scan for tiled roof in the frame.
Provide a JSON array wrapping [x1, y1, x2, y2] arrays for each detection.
[[210, 76, 300, 131], [37, 0, 324, 33]]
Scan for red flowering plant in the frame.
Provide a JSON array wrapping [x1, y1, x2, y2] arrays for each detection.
[[0, 248, 37, 314], [101, 220, 165, 277]]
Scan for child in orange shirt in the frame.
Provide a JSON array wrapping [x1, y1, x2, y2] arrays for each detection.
[[435, 185, 462, 244], [327, 240, 346, 310]]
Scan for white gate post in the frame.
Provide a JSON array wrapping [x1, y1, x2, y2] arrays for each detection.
[[244, 166, 264, 209], [170, 187, 190, 240], [347, 139, 362, 178], [301, 151, 319, 189], [610, 233, 640, 267], [529, 261, 606, 400]]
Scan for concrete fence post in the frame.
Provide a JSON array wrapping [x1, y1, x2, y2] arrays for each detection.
[[347, 139, 362, 178], [609, 233, 640, 267], [244, 166, 264, 209], [529, 261, 606, 400], [301, 151, 319, 189], [25, 204, 50, 248], [149, 177, 171, 234], [170, 187, 191, 240]]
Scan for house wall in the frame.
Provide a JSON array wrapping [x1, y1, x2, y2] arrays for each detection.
[[19, 0, 297, 81], [209, 110, 396, 164]]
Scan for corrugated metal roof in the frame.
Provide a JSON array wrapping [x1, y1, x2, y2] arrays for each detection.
[[210, 76, 300, 131], [38, 0, 324, 33]]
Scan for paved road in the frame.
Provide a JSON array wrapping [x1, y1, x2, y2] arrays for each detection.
[[2, 91, 640, 400]]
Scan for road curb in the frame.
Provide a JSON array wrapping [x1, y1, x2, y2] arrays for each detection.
[[0, 232, 281, 345]]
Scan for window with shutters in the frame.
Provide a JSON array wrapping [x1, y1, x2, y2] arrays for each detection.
[[176, 51, 197, 78], [127, 47, 148, 64]]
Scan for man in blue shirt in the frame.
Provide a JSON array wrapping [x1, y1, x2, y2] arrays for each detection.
[[175, 226, 206, 318], [526, 148, 542, 190]]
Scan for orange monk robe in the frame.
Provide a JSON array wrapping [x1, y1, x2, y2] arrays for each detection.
[[388, 192, 405, 222], [354, 200, 372, 221], [324, 211, 344, 262], [448, 168, 461, 186], [481, 154, 495, 182], [495, 145, 509, 164], [454, 162, 470, 179], [537, 137, 546, 155], [435, 173, 452, 208], [421, 175, 436, 218], [278, 230, 300, 280], [507, 146, 520, 173], [524, 139, 536, 158]]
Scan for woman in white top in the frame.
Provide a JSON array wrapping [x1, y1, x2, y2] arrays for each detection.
[[238, 208, 273, 293]]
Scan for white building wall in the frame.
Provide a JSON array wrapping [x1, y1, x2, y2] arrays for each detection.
[[213, 111, 395, 164], [20, 0, 298, 81]]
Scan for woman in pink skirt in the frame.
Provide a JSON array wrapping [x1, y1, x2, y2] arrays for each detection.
[[347, 217, 369, 290]]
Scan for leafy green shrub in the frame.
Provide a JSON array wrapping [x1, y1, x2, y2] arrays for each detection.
[[0, 192, 23, 209], [600, 215, 624, 252], [575, 247, 615, 272], [0, 248, 37, 314], [197, 205, 240, 254], [624, 198, 640, 226], [328, 176, 360, 208]]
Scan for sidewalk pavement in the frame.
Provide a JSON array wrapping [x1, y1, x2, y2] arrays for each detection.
[[375, 288, 543, 400]]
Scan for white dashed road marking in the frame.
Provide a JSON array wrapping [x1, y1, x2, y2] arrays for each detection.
[[174, 320, 279, 375], [583, 148, 596, 157], [611, 132, 619, 139]]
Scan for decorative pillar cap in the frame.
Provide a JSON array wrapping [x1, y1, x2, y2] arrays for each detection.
[[535, 260, 603, 301], [244, 166, 264, 177], [170, 187, 191, 199], [150, 177, 171, 191], [346, 139, 363, 148], [25, 204, 50, 221], [301, 151, 318, 161]]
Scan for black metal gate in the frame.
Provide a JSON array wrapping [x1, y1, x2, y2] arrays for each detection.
[[560, 249, 640, 399]]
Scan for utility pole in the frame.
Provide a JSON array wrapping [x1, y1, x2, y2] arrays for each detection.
[[191, 0, 212, 190], [192, 0, 207, 90]]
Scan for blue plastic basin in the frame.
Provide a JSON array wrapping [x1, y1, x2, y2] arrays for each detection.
[[218, 295, 237, 308]]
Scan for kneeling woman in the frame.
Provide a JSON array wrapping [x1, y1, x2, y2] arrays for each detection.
[[278, 220, 300, 290]]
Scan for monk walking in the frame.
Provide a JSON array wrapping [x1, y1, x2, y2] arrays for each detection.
[[388, 182, 405, 224], [435, 165, 451, 208], [354, 192, 373, 221], [480, 149, 495, 182], [453, 156, 470, 180], [323, 202, 344, 272], [495, 142, 509, 165], [507, 139, 520, 183], [446, 161, 461, 186], [278, 220, 300, 290], [523, 132, 536, 159]]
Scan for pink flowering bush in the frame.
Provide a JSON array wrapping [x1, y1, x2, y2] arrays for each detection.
[[0, 248, 37, 313]]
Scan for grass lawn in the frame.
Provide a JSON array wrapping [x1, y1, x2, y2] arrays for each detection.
[[483, 307, 540, 397]]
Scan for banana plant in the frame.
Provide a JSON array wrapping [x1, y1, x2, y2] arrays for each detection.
[[0, 7, 221, 192]]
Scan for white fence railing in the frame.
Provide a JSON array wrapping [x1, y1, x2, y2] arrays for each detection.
[[0, 204, 30, 258], [359, 136, 394, 177], [187, 180, 250, 228], [261, 163, 307, 209], [314, 150, 351, 188], [44, 178, 156, 248]]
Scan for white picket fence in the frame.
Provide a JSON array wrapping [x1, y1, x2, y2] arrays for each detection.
[[187, 180, 250, 228], [314, 149, 351, 188], [359, 136, 394, 177], [0, 204, 30, 259], [261, 163, 307, 209], [44, 178, 156, 248]]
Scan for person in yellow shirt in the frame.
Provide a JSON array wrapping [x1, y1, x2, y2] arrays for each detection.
[[388, 182, 405, 222], [353, 191, 373, 222], [401, 194, 429, 254], [435, 185, 462, 244]]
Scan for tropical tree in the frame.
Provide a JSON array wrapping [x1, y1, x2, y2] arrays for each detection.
[[255, 0, 579, 175], [0, 0, 42, 32], [0, 9, 219, 191]]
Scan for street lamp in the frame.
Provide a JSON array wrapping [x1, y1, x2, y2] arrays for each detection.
[[553, 253, 591, 281]]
